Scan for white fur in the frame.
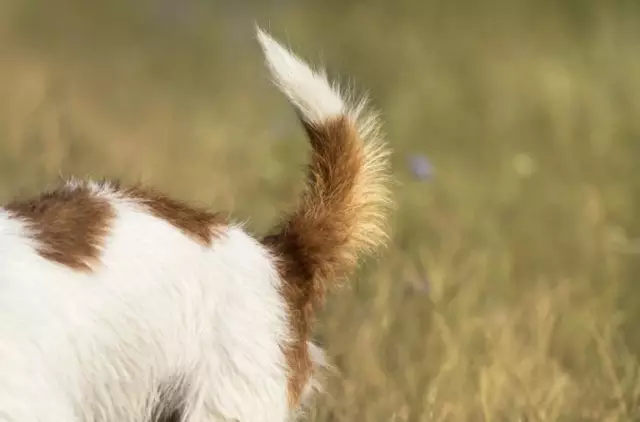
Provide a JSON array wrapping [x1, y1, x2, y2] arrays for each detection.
[[0, 28, 343, 422], [256, 28, 345, 123], [0, 190, 294, 421]]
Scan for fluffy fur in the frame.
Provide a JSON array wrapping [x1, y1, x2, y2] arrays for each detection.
[[0, 28, 391, 422]]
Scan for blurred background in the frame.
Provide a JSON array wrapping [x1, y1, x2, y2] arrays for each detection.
[[1, 0, 639, 420]]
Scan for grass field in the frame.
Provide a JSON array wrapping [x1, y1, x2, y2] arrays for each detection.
[[1, 0, 640, 420]]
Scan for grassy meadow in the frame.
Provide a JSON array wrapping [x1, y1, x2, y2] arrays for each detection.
[[1, 0, 640, 420]]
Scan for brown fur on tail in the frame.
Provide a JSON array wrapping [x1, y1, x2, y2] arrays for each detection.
[[263, 113, 391, 309], [256, 28, 392, 406], [263, 111, 391, 405]]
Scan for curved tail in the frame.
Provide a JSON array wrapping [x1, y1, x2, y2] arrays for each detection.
[[257, 28, 392, 309]]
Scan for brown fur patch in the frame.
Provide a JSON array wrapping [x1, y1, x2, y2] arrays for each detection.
[[268, 253, 316, 408], [263, 116, 365, 407], [5, 184, 115, 272], [120, 185, 225, 246]]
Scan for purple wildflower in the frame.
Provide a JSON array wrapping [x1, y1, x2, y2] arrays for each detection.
[[415, 276, 430, 294], [405, 275, 430, 296], [407, 154, 434, 180]]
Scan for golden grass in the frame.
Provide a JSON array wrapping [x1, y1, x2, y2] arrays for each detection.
[[1, 1, 639, 420]]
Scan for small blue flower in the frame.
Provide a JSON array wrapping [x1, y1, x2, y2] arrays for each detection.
[[416, 276, 430, 294], [407, 154, 434, 180], [405, 275, 430, 296]]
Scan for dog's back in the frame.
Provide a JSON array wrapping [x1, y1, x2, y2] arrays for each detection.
[[0, 28, 391, 422]]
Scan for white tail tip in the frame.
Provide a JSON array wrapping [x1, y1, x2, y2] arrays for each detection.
[[255, 27, 345, 123]]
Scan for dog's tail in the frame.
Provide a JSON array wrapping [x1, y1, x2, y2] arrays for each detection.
[[257, 28, 392, 308]]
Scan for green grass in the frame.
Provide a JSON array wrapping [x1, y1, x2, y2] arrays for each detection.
[[1, 0, 640, 420]]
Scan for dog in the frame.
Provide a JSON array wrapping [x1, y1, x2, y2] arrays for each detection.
[[0, 28, 392, 421]]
